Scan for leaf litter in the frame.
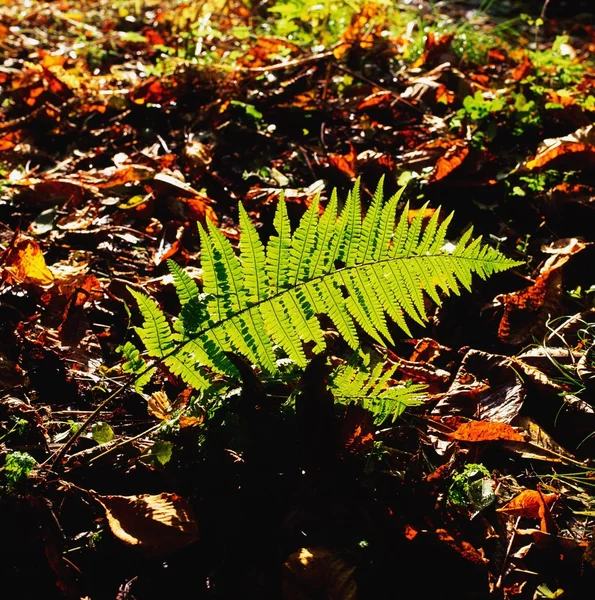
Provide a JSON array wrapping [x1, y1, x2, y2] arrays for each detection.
[[0, 1, 594, 598]]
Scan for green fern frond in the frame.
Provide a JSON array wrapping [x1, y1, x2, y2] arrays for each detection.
[[167, 259, 199, 305], [117, 341, 155, 393], [330, 361, 427, 425], [129, 179, 521, 393]]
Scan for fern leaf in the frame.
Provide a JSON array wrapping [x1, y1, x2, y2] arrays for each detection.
[[266, 193, 292, 293], [330, 360, 427, 425], [129, 289, 174, 358], [358, 176, 384, 263], [339, 180, 362, 267], [117, 341, 155, 392], [288, 194, 320, 284], [167, 260, 199, 305], [375, 186, 405, 260], [239, 203, 268, 303], [310, 189, 338, 277], [130, 179, 521, 395]]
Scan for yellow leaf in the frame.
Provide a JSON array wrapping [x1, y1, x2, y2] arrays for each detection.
[[5, 236, 54, 286]]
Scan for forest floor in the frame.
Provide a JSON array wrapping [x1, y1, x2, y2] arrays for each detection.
[[1, 1, 595, 599]]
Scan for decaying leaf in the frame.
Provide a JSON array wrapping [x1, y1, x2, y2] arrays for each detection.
[[497, 489, 558, 533], [94, 492, 198, 555], [429, 141, 469, 182], [451, 420, 525, 443], [502, 416, 583, 465], [494, 239, 587, 345], [433, 350, 525, 423]]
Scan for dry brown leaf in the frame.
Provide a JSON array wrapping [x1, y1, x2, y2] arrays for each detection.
[[4, 236, 55, 286], [502, 416, 583, 466], [495, 239, 587, 344], [329, 144, 357, 179], [451, 420, 525, 443], [94, 492, 198, 555], [432, 350, 525, 423], [179, 415, 204, 428], [497, 489, 558, 533], [526, 125, 595, 171], [411, 31, 456, 69], [429, 141, 469, 182], [148, 391, 172, 420]]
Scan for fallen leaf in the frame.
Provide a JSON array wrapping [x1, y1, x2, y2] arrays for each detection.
[[429, 141, 469, 182], [148, 391, 172, 420], [411, 31, 456, 69], [451, 420, 525, 442], [94, 492, 198, 555], [502, 416, 583, 465], [4, 236, 55, 286], [526, 124, 595, 171], [329, 144, 357, 179], [495, 238, 587, 344], [432, 350, 525, 423], [497, 489, 558, 533]]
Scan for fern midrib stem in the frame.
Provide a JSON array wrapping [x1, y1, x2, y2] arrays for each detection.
[[155, 252, 509, 367]]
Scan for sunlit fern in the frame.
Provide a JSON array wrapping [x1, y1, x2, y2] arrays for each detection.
[[121, 177, 520, 418]]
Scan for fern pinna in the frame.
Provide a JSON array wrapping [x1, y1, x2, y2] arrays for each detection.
[[123, 178, 519, 416]]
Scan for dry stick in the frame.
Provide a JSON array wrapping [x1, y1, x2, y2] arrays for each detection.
[[496, 515, 522, 589], [43, 374, 136, 474], [65, 423, 163, 472]]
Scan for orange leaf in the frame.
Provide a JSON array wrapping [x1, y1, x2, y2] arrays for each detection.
[[358, 90, 392, 110], [429, 142, 469, 182], [526, 125, 595, 171], [497, 489, 558, 533], [451, 420, 524, 442], [329, 144, 357, 178], [4, 236, 54, 286], [512, 53, 534, 81]]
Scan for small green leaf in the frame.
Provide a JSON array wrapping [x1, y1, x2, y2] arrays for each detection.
[[92, 422, 115, 445], [2, 451, 36, 490], [151, 440, 174, 466]]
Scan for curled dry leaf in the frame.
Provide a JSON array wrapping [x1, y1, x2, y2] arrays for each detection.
[[4, 235, 54, 286], [526, 125, 595, 171], [148, 391, 172, 420], [497, 489, 558, 533], [94, 492, 198, 555], [503, 416, 582, 465], [451, 420, 525, 443], [432, 350, 525, 423], [494, 238, 587, 345]]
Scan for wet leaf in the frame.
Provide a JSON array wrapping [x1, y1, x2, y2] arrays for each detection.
[[433, 350, 525, 423]]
